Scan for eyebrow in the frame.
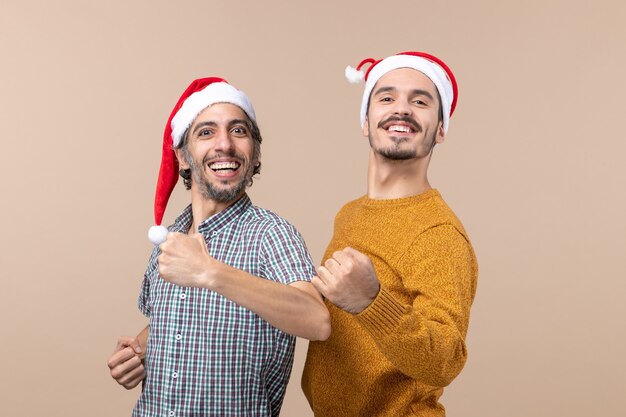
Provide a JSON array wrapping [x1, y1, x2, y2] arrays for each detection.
[[191, 119, 249, 134], [228, 119, 249, 128], [192, 121, 217, 135], [372, 86, 435, 100]]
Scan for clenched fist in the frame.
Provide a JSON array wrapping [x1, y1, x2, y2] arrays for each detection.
[[312, 247, 380, 314], [107, 336, 145, 389], [158, 232, 213, 288]]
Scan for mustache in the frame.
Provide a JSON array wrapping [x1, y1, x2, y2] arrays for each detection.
[[202, 151, 245, 165], [377, 116, 422, 132]]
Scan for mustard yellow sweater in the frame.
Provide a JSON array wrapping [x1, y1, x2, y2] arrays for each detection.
[[302, 189, 478, 417]]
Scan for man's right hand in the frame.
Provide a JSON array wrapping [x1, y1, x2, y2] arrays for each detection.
[[107, 336, 146, 389]]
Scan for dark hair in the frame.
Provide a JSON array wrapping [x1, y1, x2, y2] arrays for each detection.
[[175, 113, 263, 190]]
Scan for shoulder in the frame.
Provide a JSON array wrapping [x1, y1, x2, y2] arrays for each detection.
[[414, 191, 471, 242], [401, 224, 477, 290], [243, 203, 297, 228], [245, 205, 315, 279], [333, 195, 367, 221], [417, 223, 471, 251], [241, 204, 306, 240], [339, 195, 367, 212]]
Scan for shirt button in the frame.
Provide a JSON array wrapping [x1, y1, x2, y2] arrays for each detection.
[[172, 372, 178, 379], [179, 293, 186, 300], [175, 334, 182, 341], [211, 231, 218, 236], [168, 411, 175, 417]]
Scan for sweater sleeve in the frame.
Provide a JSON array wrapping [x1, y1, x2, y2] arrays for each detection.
[[355, 224, 476, 387]]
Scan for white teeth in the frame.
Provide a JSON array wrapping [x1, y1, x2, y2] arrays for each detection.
[[388, 125, 411, 133], [209, 161, 240, 170]]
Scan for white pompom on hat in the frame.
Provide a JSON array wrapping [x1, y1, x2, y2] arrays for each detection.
[[148, 77, 256, 245], [345, 51, 458, 133]]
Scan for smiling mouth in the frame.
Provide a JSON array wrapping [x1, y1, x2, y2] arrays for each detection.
[[386, 124, 415, 134], [379, 117, 421, 134], [208, 161, 241, 173]]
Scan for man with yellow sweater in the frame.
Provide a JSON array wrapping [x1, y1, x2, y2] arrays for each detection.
[[302, 51, 478, 416]]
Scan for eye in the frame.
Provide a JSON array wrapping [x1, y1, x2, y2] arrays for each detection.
[[379, 96, 393, 103], [198, 128, 213, 137], [231, 126, 248, 136], [412, 97, 430, 106]]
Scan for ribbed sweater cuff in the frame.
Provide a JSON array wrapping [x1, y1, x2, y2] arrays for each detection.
[[356, 286, 410, 338]]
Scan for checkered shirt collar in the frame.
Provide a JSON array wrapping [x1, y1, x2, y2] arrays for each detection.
[[171, 194, 252, 235]]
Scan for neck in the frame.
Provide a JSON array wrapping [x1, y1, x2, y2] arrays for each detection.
[[188, 186, 243, 233], [367, 149, 432, 199]]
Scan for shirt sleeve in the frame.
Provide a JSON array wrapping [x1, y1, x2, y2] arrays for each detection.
[[137, 247, 160, 318], [355, 224, 477, 387], [260, 222, 316, 285]]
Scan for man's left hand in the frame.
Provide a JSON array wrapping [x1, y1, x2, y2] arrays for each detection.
[[158, 232, 213, 288], [312, 247, 380, 314]]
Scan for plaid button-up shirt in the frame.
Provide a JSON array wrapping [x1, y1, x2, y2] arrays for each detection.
[[133, 194, 316, 417]]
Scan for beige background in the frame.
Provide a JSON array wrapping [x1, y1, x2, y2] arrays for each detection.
[[1, 0, 625, 415]]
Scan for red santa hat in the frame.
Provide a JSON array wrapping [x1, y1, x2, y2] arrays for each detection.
[[148, 77, 256, 245], [344, 51, 458, 133]]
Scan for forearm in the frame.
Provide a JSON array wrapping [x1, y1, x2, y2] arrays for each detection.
[[157, 231, 330, 340], [356, 224, 476, 387], [206, 263, 330, 341], [356, 286, 468, 387]]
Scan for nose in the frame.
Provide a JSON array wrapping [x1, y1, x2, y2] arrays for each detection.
[[392, 98, 412, 116], [213, 128, 235, 153]]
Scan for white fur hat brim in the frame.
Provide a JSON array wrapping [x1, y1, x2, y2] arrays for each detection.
[[170, 82, 256, 147], [360, 55, 454, 133]]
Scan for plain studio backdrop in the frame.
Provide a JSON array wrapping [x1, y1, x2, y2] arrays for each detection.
[[1, 1, 625, 416]]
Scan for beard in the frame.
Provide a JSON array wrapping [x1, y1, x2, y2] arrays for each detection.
[[186, 151, 255, 203], [375, 139, 421, 160], [369, 116, 437, 161]]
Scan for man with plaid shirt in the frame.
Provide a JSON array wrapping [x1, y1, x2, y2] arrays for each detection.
[[107, 78, 330, 417]]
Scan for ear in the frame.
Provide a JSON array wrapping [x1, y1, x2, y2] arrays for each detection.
[[435, 121, 446, 144], [174, 148, 190, 169], [362, 117, 370, 138]]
